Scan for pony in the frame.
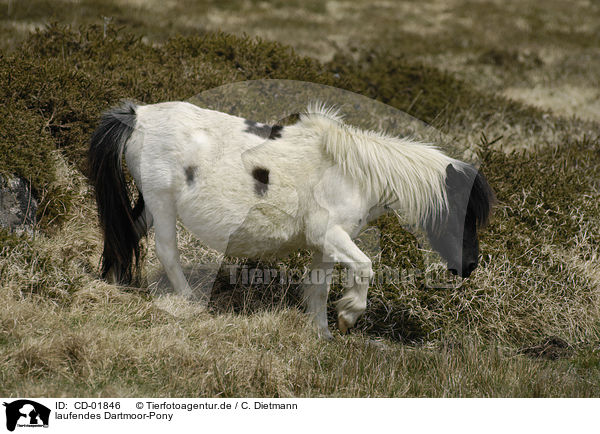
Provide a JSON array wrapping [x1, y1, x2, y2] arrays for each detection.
[[89, 101, 494, 339]]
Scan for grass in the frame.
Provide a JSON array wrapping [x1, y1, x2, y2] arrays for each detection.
[[2, 0, 600, 121], [4, 0, 598, 121], [3, 289, 600, 397], [1, 2, 600, 397]]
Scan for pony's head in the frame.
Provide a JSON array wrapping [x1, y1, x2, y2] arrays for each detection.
[[426, 163, 495, 278]]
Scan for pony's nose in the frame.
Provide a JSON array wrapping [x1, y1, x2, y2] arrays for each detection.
[[461, 261, 478, 278]]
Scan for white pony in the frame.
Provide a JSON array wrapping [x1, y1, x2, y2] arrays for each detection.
[[89, 101, 494, 338]]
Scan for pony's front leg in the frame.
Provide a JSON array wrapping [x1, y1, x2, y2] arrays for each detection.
[[150, 199, 193, 298], [322, 226, 373, 333], [302, 252, 334, 340]]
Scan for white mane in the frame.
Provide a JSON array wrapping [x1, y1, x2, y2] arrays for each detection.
[[300, 104, 455, 227]]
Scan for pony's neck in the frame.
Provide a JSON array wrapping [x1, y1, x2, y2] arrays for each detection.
[[302, 110, 452, 230]]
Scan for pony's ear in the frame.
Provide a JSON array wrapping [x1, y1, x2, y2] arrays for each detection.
[[445, 164, 461, 185], [446, 164, 457, 176], [444, 163, 465, 196]]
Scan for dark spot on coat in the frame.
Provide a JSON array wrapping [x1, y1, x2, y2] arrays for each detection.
[[252, 167, 269, 196], [268, 124, 283, 139], [244, 119, 283, 140], [185, 166, 196, 185]]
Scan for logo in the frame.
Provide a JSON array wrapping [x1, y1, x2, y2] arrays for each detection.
[[3, 400, 50, 432]]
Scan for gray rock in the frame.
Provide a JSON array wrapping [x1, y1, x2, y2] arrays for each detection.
[[0, 175, 38, 234]]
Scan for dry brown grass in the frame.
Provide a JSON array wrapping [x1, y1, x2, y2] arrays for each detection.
[[3, 290, 600, 397]]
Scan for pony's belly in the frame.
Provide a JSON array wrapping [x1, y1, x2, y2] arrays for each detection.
[[181, 220, 302, 258], [177, 199, 304, 258]]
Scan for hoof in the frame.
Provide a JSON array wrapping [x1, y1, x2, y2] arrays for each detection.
[[338, 314, 351, 334], [319, 328, 334, 341], [311, 320, 333, 341]]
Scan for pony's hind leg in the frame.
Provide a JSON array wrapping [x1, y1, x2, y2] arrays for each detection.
[[302, 252, 334, 340], [321, 226, 373, 333], [146, 194, 193, 298]]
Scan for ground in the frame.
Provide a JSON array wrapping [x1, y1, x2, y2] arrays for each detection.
[[1, 0, 600, 397]]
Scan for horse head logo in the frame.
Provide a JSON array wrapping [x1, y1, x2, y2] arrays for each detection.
[[3, 400, 50, 431]]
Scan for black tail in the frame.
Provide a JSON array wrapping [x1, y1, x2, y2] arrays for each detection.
[[88, 101, 145, 284]]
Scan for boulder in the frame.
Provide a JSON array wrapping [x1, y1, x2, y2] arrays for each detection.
[[0, 175, 38, 233]]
